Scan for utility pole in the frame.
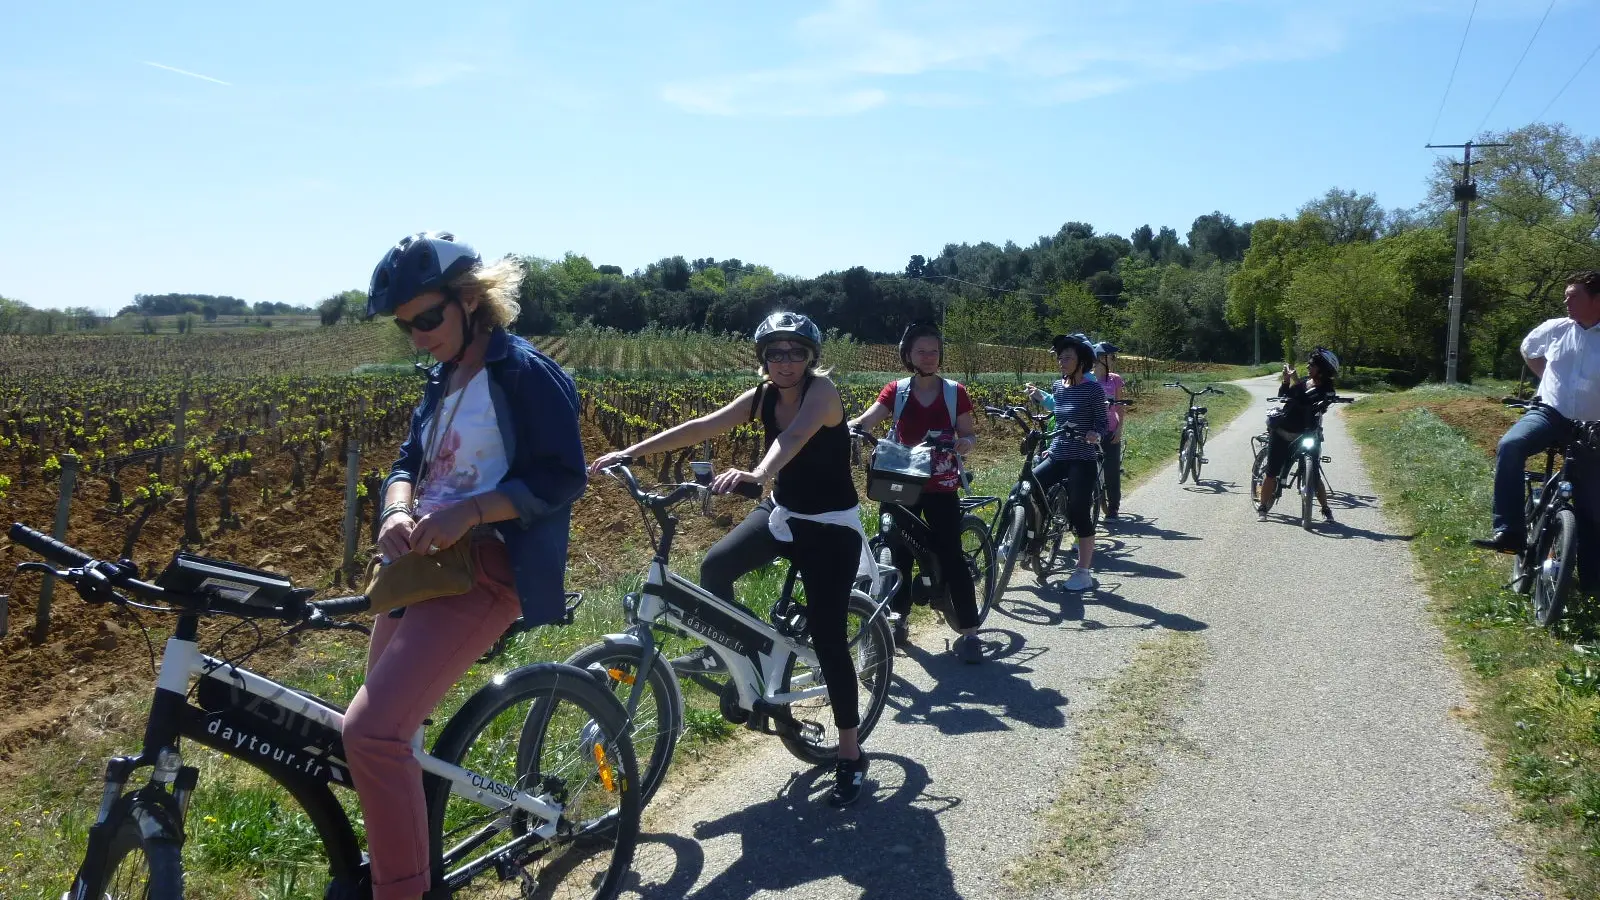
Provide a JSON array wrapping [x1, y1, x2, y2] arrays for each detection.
[[1426, 140, 1510, 385]]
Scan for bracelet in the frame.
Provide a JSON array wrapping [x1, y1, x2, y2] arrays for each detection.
[[380, 504, 413, 525]]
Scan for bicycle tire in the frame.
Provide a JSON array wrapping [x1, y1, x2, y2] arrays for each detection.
[[960, 514, 997, 627], [1533, 508, 1578, 629], [1191, 431, 1205, 483], [562, 636, 685, 810], [1512, 488, 1541, 594], [776, 591, 895, 766], [1040, 485, 1067, 581], [429, 663, 639, 900], [69, 805, 185, 900], [1250, 442, 1269, 507], [1300, 457, 1315, 530], [1177, 430, 1193, 484], [993, 502, 1027, 608]]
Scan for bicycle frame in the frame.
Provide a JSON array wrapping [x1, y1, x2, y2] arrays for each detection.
[[73, 615, 578, 892], [603, 464, 890, 728]]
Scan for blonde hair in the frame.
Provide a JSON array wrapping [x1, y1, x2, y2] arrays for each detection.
[[447, 256, 523, 330]]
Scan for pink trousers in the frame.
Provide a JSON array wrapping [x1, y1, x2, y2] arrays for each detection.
[[342, 539, 521, 900]]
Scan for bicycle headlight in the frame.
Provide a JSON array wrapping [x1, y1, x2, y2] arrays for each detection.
[[1300, 437, 1316, 450], [880, 513, 894, 532]]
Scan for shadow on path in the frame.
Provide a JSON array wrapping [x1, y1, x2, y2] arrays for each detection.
[[632, 754, 962, 900], [881, 633, 1069, 734]]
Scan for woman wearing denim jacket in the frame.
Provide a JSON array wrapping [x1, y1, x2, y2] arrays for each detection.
[[347, 231, 586, 900]]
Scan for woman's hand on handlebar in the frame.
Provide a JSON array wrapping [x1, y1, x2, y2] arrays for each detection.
[[589, 449, 633, 477], [712, 467, 764, 496]]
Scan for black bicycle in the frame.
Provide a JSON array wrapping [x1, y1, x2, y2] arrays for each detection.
[[9, 523, 640, 900], [849, 427, 999, 633], [1167, 382, 1222, 484], [1504, 399, 1600, 628], [1249, 394, 1353, 530], [985, 406, 1096, 599]]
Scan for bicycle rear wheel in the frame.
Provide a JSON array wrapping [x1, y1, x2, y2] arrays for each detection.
[[429, 663, 639, 900], [1533, 508, 1578, 629], [1250, 442, 1269, 507], [961, 514, 997, 627], [777, 591, 895, 766]]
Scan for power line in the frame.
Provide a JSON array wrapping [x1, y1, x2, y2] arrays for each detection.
[[1477, 194, 1600, 253], [1428, 0, 1480, 144], [1533, 38, 1600, 121], [1476, 0, 1557, 134]]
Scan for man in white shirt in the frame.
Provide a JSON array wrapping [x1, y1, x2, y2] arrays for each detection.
[[1474, 271, 1600, 557]]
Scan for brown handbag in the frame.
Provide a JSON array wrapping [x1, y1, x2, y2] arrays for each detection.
[[362, 538, 476, 615], [362, 372, 480, 614]]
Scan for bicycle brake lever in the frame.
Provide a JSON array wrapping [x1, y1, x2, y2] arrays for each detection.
[[16, 561, 69, 578]]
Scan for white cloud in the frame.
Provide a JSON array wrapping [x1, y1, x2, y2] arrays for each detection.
[[660, 0, 1433, 116]]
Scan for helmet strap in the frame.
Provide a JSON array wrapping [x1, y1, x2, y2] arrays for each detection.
[[447, 296, 477, 367]]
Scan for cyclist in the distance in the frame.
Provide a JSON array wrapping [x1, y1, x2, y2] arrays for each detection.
[[1255, 347, 1339, 522], [1024, 334, 1106, 592], [849, 322, 982, 662]]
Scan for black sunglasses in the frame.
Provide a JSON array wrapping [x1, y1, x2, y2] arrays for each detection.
[[762, 347, 811, 364], [394, 299, 453, 335]]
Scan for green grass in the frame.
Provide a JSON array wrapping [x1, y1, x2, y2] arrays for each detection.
[[1347, 389, 1600, 899], [1005, 631, 1209, 891]]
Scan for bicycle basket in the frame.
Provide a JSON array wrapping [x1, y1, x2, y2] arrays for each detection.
[[867, 438, 934, 505]]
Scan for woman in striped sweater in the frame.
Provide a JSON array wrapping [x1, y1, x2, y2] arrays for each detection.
[[1025, 334, 1107, 592]]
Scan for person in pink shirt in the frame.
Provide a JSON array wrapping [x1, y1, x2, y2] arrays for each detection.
[[1094, 342, 1126, 519]]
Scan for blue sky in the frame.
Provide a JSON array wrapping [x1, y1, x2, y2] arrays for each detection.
[[2, 0, 1597, 314]]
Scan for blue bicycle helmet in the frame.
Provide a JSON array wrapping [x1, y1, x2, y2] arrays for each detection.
[[367, 231, 482, 318], [1095, 341, 1120, 356]]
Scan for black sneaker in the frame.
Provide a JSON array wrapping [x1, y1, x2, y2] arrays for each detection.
[[829, 755, 869, 807], [1471, 530, 1525, 553], [891, 619, 910, 648]]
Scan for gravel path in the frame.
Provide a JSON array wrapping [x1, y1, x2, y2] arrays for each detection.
[[619, 376, 1539, 900]]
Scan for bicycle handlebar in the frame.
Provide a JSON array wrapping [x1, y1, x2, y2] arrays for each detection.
[[8, 522, 368, 625], [602, 460, 761, 510]]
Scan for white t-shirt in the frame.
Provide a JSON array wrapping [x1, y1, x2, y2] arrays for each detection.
[[414, 369, 510, 519], [1523, 317, 1600, 422]]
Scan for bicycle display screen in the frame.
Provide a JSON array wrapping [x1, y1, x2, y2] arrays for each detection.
[[155, 553, 296, 607]]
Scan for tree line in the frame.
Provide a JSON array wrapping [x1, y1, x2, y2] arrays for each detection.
[[6, 123, 1594, 378]]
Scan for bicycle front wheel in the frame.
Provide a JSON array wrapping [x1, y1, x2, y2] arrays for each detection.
[[1191, 432, 1205, 482], [429, 663, 639, 900], [1300, 457, 1315, 529], [562, 636, 684, 810], [961, 514, 997, 627], [1177, 430, 1193, 484], [993, 502, 1027, 605], [1533, 508, 1578, 629], [69, 804, 185, 900], [777, 591, 895, 766]]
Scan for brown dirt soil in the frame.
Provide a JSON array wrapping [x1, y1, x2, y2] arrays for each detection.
[[1421, 397, 1519, 458], [0, 403, 1018, 767]]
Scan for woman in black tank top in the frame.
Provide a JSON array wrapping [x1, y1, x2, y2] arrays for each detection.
[[587, 312, 874, 808]]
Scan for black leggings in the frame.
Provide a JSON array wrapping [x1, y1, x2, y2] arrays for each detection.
[[885, 492, 978, 630], [1032, 456, 1098, 539], [700, 502, 863, 730]]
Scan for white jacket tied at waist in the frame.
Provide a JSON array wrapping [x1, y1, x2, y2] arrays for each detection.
[[766, 503, 882, 598]]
